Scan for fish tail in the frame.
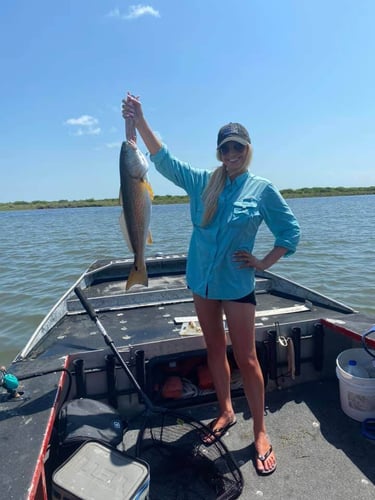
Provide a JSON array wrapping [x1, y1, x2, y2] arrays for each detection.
[[147, 230, 153, 245], [126, 263, 148, 290]]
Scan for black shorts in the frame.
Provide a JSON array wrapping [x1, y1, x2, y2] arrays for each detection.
[[231, 290, 257, 305]]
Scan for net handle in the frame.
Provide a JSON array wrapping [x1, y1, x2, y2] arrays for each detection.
[[74, 286, 155, 410]]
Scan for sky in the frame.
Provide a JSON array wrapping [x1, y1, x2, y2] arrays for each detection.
[[1, 0, 374, 203]]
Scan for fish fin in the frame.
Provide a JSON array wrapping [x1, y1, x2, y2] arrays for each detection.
[[147, 230, 153, 245], [119, 212, 134, 252], [144, 179, 154, 200], [126, 264, 148, 290]]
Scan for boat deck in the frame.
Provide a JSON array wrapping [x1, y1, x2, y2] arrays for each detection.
[[26, 272, 357, 361], [3, 256, 374, 499], [0, 360, 62, 500], [123, 378, 375, 499], [2, 370, 374, 499]]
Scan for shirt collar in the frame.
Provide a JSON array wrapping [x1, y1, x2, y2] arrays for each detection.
[[225, 170, 250, 187]]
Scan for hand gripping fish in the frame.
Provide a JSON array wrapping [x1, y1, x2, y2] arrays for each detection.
[[119, 117, 153, 290]]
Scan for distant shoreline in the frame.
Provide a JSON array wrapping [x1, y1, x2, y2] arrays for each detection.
[[0, 187, 374, 211]]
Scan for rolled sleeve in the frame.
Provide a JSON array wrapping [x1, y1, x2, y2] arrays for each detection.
[[260, 184, 301, 256]]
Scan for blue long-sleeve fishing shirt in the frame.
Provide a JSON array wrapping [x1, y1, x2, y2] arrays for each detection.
[[150, 144, 300, 300]]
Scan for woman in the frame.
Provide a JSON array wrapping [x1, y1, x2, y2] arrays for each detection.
[[122, 93, 300, 475]]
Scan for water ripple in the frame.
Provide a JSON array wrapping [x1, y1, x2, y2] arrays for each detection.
[[0, 196, 374, 361]]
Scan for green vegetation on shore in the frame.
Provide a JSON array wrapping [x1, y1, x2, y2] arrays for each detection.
[[0, 187, 374, 211]]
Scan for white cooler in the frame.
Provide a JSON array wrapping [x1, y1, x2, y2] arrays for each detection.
[[52, 441, 149, 500]]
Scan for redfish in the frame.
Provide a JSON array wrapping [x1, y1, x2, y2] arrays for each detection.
[[119, 136, 153, 290]]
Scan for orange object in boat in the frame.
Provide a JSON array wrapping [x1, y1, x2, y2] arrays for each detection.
[[161, 376, 183, 399]]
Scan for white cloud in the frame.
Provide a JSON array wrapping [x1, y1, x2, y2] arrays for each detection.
[[65, 115, 98, 127], [106, 142, 122, 149], [126, 4, 160, 19], [64, 115, 101, 136], [74, 127, 101, 136], [107, 5, 160, 20]]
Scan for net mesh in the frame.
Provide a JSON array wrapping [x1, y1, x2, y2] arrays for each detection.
[[136, 410, 243, 500]]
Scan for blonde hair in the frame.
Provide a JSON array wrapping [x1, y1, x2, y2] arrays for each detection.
[[201, 144, 253, 227]]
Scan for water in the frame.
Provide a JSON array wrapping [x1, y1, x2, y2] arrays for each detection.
[[1, 195, 374, 366]]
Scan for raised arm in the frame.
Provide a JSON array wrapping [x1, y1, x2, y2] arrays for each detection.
[[122, 93, 162, 156]]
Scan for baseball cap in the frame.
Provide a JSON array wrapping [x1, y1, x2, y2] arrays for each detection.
[[217, 122, 251, 149]]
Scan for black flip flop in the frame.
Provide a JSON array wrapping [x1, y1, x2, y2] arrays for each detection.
[[255, 445, 277, 476], [202, 418, 237, 446]]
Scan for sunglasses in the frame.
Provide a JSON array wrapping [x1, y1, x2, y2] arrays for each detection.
[[219, 143, 246, 155]]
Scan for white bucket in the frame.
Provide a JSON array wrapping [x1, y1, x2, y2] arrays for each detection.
[[336, 348, 375, 422]]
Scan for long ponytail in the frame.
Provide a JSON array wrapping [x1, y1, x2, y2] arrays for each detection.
[[201, 166, 227, 226]]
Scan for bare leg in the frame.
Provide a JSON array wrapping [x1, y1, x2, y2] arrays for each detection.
[[223, 300, 276, 474], [193, 294, 235, 440]]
